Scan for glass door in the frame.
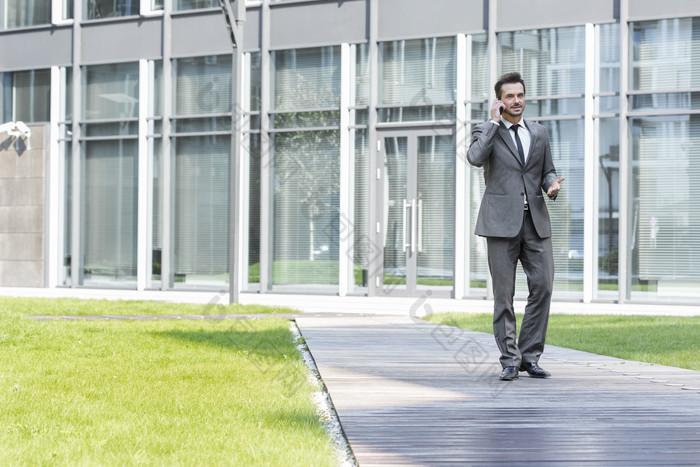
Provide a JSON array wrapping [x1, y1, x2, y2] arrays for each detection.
[[380, 130, 455, 297]]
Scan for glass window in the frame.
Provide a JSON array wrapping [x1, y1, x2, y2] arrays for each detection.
[[379, 37, 456, 123], [633, 17, 700, 92], [1, 69, 51, 123], [270, 47, 340, 129], [269, 46, 341, 292], [84, 63, 139, 121], [83, 62, 138, 137], [499, 27, 586, 97], [61, 140, 73, 286], [596, 23, 620, 299], [246, 52, 261, 290], [355, 43, 370, 108], [86, 0, 139, 19], [272, 46, 340, 112], [351, 44, 370, 292], [174, 0, 218, 11], [62, 0, 74, 20], [352, 129, 369, 290], [418, 134, 455, 289], [469, 34, 490, 102], [249, 51, 262, 113], [247, 132, 261, 289], [174, 56, 231, 116], [149, 61, 163, 287], [597, 118, 619, 299], [272, 130, 340, 291], [467, 34, 490, 296], [173, 55, 231, 133], [171, 55, 232, 289], [151, 60, 163, 119], [599, 23, 620, 96], [1, 0, 50, 29], [81, 62, 139, 286], [60, 67, 73, 286], [499, 26, 586, 299], [150, 137, 163, 286], [172, 136, 231, 288], [82, 140, 139, 285], [630, 116, 700, 300], [628, 17, 700, 301], [64, 67, 73, 122]]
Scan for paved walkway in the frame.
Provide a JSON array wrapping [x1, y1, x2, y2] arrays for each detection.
[[296, 314, 700, 466]]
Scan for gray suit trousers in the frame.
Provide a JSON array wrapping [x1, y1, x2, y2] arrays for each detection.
[[487, 209, 554, 369]]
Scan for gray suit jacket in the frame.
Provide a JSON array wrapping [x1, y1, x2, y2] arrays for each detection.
[[467, 119, 559, 239]]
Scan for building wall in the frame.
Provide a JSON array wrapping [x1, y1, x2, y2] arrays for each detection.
[[0, 124, 45, 287], [1, 0, 700, 304]]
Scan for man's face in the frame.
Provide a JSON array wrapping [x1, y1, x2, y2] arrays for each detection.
[[500, 82, 525, 118]]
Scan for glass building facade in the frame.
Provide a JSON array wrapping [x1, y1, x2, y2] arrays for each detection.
[[1, 0, 699, 305]]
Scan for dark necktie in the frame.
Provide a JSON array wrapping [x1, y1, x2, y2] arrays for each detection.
[[512, 124, 525, 166]]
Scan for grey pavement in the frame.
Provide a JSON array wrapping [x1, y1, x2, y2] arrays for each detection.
[[297, 313, 700, 466]]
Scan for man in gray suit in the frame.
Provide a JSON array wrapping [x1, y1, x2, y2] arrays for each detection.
[[467, 72, 565, 381]]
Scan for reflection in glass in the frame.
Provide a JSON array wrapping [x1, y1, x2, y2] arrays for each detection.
[[84, 63, 139, 120], [273, 46, 340, 111], [86, 0, 139, 19], [2, 0, 50, 29], [174, 56, 231, 118], [2, 69, 51, 123], [174, 0, 218, 11], [272, 130, 340, 291]]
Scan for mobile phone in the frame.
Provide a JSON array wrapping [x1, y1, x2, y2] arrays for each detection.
[[499, 107, 504, 115]]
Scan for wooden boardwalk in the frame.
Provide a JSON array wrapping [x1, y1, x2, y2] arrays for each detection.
[[295, 314, 700, 467]]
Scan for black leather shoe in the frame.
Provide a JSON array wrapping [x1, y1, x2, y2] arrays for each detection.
[[500, 366, 519, 381], [520, 362, 551, 378]]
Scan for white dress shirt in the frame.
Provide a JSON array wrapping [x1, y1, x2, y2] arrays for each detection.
[[503, 119, 530, 163], [490, 118, 531, 163], [491, 118, 531, 205]]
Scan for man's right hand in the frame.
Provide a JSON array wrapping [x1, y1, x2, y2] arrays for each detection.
[[491, 99, 505, 122]]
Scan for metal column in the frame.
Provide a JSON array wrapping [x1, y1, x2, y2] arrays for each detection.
[[219, 0, 246, 303]]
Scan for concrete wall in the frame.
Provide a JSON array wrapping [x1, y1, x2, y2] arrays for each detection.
[[0, 125, 45, 287]]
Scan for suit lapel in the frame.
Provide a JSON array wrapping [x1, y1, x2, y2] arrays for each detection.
[[498, 123, 522, 165], [523, 120, 537, 166]]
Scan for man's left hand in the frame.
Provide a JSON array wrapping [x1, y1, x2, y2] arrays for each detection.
[[547, 177, 566, 197]]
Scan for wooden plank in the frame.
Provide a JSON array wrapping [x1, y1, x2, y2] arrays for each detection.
[[296, 315, 700, 466]]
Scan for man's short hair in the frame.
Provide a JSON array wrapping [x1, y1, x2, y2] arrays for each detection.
[[495, 72, 526, 99]]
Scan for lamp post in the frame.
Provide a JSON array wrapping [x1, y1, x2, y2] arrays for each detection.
[[218, 0, 245, 304]]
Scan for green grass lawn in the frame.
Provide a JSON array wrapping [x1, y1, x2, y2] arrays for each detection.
[[0, 300, 337, 466], [0, 296, 299, 317], [427, 313, 700, 371]]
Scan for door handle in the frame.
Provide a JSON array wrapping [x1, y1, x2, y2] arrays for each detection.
[[411, 198, 418, 253], [417, 199, 423, 253], [403, 199, 411, 252]]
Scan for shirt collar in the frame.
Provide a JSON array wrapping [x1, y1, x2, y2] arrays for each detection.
[[502, 118, 525, 130]]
